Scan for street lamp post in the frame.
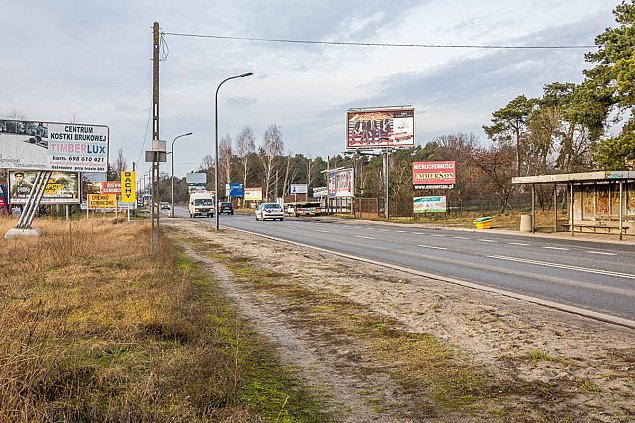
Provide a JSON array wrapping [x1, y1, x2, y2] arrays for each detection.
[[170, 132, 193, 218], [215, 72, 253, 231]]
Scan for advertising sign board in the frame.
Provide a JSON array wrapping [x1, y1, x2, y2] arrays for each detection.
[[290, 184, 308, 194], [120, 171, 136, 203], [312, 186, 328, 197], [88, 194, 116, 209], [229, 183, 244, 197], [244, 187, 262, 201], [0, 119, 109, 172], [413, 196, 447, 213], [412, 161, 456, 188], [346, 108, 415, 149], [100, 181, 121, 195], [9, 170, 80, 204], [186, 172, 207, 184], [328, 168, 354, 197]]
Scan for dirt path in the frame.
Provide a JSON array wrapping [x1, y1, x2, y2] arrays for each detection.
[[165, 219, 635, 421]]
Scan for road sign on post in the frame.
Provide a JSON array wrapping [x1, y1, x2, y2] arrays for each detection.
[[121, 171, 136, 203]]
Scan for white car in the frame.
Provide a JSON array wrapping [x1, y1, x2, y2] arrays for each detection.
[[255, 202, 284, 221]]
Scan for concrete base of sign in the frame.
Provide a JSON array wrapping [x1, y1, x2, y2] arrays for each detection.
[[4, 228, 42, 239]]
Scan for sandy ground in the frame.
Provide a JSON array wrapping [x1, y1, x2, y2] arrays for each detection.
[[164, 218, 635, 422]]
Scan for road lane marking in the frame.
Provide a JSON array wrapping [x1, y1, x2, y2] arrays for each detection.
[[431, 234, 445, 237], [315, 229, 330, 233], [418, 244, 447, 250], [414, 232, 426, 235], [452, 236, 470, 240], [479, 239, 498, 243], [509, 242, 530, 246], [396, 230, 407, 233], [355, 235, 376, 240], [228, 227, 635, 330], [587, 251, 616, 256], [487, 255, 635, 280], [380, 229, 391, 231], [543, 246, 569, 251]]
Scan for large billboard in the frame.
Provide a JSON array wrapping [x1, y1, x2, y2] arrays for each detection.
[[328, 168, 354, 197], [412, 161, 456, 189], [346, 108, 415, 149], [0, 119, 109, 172], [9, 170, 80, 204], [244, 187, 262, 201]]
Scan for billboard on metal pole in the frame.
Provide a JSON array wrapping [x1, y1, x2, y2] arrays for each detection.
[[244, 187, 262, 201], [0, 119, 109, 172], [9, 170, 80, 204], [328, 168, 354, 197], [412, 161, 456, 189], [346, 108, 415, 149], [186, 172, 207, 184]]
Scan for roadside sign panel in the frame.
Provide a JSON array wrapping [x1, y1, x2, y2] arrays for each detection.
[[328, 168, 354, 197], [9, 170, 80, 204], [244, 187, 262, 201], [229, 183, 244, 197], [0, 119, 109, 172], [88, 194, 116, 209], [100, 181, 121, 194], [346, 108, 415, 149], [290, 183, 308, 194], [413, 196, 447, 213], [412, 161, 456, 188], [120, 171, 136, 203], [186, 172, 207, 184]]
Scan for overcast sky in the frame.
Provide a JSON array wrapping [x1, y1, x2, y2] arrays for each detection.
[[0, 0, 621, 177]]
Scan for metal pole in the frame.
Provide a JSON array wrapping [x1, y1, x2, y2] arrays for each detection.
[[531, 183, 535, 233], [384, 149, 390, 220], [215, 72, 253, 231], [171, 132, 193, 218], [570, 183, 574, 237], [619, 181, 623, 241]]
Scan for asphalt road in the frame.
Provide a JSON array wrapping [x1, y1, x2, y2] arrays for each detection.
[[171, 208, 635, 325]]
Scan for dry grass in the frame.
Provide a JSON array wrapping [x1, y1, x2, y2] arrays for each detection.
[[0, 217, 260, 422]]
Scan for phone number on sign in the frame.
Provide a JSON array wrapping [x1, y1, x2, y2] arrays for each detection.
[[66, 157, 105, 162]]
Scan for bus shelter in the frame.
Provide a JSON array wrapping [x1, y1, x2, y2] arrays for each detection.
[[512, 171, 635, 240]]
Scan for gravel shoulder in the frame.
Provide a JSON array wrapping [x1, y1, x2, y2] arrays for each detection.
[[164, 218, 635, 421]]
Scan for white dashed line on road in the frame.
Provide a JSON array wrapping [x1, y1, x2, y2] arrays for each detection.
[[479, 239, 498, 243], [543, 246, 570, 251], [587, 251, 616, 256], [418, 244, 448, 250], [315, 229, 330, 233], [452, 236, 470, 240], [355, 235, 376, 240], [508, 242, 530, 246]]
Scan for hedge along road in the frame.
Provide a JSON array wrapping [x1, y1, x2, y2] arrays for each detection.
[[173, 208, 635, 328]]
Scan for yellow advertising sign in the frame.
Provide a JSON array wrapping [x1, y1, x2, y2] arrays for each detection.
[[120, 171, 136, 203], [88, 194, 117, 209]]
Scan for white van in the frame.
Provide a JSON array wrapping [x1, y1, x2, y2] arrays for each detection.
[[188, 192, 215, 218]]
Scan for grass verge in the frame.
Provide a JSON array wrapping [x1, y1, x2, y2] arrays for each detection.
[[0, 217, 326, 422]]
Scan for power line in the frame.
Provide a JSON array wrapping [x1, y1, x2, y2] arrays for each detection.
[[161, 31, 596, 50]]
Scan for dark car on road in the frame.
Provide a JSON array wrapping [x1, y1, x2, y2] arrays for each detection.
[[218, 201, 234, 215]]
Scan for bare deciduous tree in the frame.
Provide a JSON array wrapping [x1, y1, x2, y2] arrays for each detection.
[[219, 133, 233, 197], [236, 126, 256, 188], [259, 124, 284, 201]]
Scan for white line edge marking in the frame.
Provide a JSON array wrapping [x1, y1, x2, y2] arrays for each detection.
[[225, 226, 635, 330], [453, 236, 470, 239], [430, 234, 445, 237], [587, 251, 616, 256], [418, 244, 447, 250], [355, 235, 376, 240], [509, 242, 530, 246], [543, 246, 570, 250], [487, 255, 635, 279], [479, 239, 498, 243]]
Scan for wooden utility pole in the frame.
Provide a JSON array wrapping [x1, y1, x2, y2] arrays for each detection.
[[152, 22, 160, 242]]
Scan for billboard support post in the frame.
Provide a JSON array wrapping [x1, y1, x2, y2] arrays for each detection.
[[170, 132, 193, 218]]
